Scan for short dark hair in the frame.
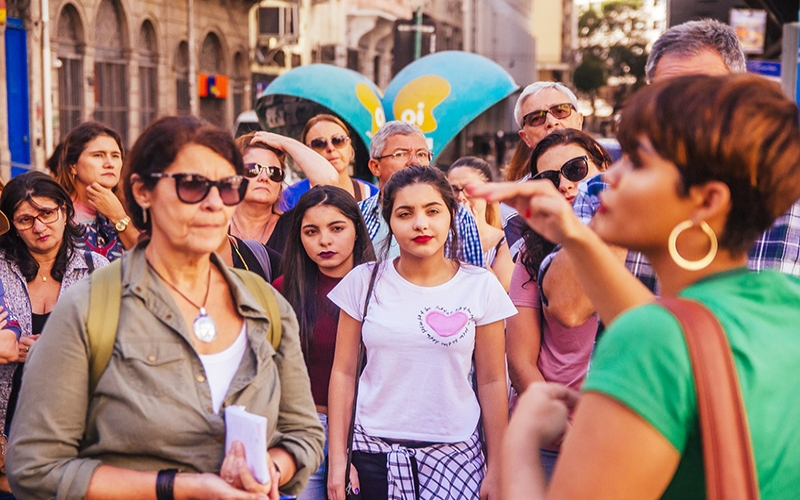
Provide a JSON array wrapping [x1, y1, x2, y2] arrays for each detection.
[[282, 185, 375, 358], [644, 19, 746, 83], [618, 73, 800, 255], [0, 171, 84, 282], [56, 121, 124, 195], [122, 116, 244, 232], [380, 165, 460, 261]]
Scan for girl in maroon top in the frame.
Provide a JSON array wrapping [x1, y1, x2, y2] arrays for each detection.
[[274, 185, 375, 500]]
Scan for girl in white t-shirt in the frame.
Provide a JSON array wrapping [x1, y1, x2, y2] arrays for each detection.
[[327, 166, 517, 500]]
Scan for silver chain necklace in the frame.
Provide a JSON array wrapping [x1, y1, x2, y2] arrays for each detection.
[[147, 260, 217, 343]]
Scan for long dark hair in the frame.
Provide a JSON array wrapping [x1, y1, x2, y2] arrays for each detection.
[[56, 121, 124, 196], [380, 165, 460, 262], [282, 185, 375, 359], [0, 172, 84, 282], [521, 130, 610, 282]]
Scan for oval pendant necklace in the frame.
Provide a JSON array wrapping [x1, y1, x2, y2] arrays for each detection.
[[148, 260, 217, 343]]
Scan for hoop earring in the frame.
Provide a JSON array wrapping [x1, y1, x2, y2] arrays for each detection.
[[668, 220, 718, 271]]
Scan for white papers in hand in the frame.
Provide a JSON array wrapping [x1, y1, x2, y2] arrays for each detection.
[[224, 405, 269, 483]]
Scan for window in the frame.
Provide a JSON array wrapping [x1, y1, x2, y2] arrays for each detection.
[[57, 5, 84, 139], [139, 21, 158, 131], [93, 0, 129, 144], [175, 41, 190, 116], [199, 33, 226, 128], [257, 5, 298, 40]]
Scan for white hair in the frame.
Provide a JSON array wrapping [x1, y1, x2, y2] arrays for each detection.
[[513, 82, 579, 129]]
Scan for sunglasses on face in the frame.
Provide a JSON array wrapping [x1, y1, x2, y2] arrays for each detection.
[[244, 163, 285, 183], [532, 156, 589, 189], [149, 173, 249, 206], [308, 134, 350, 152], [522, 103, 575, 128]]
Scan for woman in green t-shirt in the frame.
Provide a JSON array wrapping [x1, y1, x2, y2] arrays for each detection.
[[471, 74, 800, 498]]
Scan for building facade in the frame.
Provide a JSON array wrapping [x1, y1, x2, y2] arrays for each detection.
[[2, 0, 257, 177]]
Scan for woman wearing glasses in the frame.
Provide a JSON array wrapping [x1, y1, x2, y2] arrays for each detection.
[[0, 172, 109, 436], [280, 115, 378, 211], [506, 129, 609, 478], [7, 117, 324, 499], [55, 122, 137, 261], [229, 131, 339, 255]]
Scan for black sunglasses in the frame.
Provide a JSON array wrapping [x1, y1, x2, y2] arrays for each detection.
[[244, 163, 285, 183], [149, 173, 249, 206], [308, 134, 350, 151], [522, 103, 575, 128], [531, 156, 589, 189]]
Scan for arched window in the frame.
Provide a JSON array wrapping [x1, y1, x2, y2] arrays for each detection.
[[199, 33, 226, 128], [57, 4, 84, 139], [232, 51, 247, 118], [93, 0, 129, 143], [139, 21, 158, 131], [175, 41, 190, 116]]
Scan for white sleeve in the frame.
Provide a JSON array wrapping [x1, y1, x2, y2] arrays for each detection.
[[475, 272, 518, 326], [327, 263, 372, 322]]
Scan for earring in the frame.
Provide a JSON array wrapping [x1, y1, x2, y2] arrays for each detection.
[[668, 220, 718, 271], [141, 206, 149, 224]]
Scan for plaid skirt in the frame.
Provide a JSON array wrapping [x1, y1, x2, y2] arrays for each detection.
[[352, 425, 485, 500]]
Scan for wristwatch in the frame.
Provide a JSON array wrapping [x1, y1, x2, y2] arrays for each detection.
[[114, 216, 132, 232]]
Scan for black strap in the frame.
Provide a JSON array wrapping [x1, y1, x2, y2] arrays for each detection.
[[344, 263, 380, 494], [84, 250, 96, 273], [155, 469, 178, 500]]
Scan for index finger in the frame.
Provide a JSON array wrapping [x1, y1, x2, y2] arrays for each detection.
[[465, 180, 553, 203]]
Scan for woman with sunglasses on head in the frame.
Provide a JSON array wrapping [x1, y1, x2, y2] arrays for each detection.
[[272, 185, 375, 500], [505, 129, 609, 479], [472, 75, 800, 499], [229, 131, 339, 255], [447, 157, 514, 291], [280, 115, 378, 212], [0, 172, 109, 437], [55, 121, 138, 261], [6, 117, 324, 500]]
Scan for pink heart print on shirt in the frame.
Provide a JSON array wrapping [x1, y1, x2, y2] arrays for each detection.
[[425, 310, 469, 338]]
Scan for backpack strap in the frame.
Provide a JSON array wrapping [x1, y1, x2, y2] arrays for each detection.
[[83, 250, 96, 274], [240, 239, 273, 283], [87, 259, 123, 393], [230, 268, 282, 351]]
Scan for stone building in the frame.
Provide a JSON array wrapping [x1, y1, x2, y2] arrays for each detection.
[[1, 0, 257, 177]]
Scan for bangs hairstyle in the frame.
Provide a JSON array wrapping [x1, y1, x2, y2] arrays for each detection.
[[380, 165, 460, 261], [618, 74, 800, 255], [122, 116, 245, 232], [529, 128, 611, 177], [301, 114, 352, 144], [0, 171, 84, 282], [234, 131, 287, 169], [448, 156, 502, 228], [56, 121, 124, 196], [282, 185, 375, 359]]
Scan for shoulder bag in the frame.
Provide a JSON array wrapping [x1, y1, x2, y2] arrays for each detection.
[[657, 297, 759, 500]]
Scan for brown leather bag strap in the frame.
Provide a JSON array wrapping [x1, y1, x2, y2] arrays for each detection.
[[657, 297, 760, 500]]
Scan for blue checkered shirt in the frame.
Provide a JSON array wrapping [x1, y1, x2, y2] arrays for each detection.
[[541, 174, 800, 291], [359, 194, 485, 267]]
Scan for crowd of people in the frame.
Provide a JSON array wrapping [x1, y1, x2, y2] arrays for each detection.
[[0, 17, 794, 500]]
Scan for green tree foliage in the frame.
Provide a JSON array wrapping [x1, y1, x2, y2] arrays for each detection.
[[574, 1, 649, 106]]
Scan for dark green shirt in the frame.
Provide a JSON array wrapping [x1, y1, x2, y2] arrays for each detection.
[[584, 268, 800, 499]]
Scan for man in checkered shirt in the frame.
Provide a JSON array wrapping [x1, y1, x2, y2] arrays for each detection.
[[358, 121, 484, 267], [541, 19, 800, 328]]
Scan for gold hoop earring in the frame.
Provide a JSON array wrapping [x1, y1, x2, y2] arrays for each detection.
[[668, 220, 718, 271]]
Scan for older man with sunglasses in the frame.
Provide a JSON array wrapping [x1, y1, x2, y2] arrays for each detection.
[[358, 121, 484, 266], [503, 82, 586, 259], [540, 18, 800, 335]]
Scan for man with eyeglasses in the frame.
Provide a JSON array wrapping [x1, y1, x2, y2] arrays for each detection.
[[358, 121, 484, 266], [541, 19, 800, 333]]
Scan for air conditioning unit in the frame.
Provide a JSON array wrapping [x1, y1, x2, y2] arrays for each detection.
[[258, 4, 298, 43]]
